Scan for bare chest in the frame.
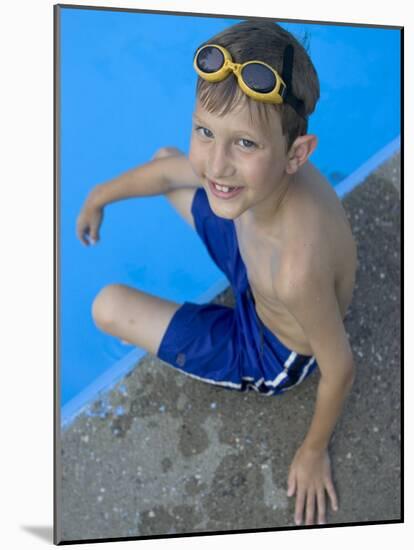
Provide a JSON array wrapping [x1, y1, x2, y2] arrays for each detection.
[[237, 221, 354, 305], [235, 202, 357, 355]]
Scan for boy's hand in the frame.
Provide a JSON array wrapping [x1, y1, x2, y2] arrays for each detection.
[[287, 445, 338, 526], [76, 198, 104, 246]]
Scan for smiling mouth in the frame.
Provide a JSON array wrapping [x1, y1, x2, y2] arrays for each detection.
[[207, 179, 244, 199]]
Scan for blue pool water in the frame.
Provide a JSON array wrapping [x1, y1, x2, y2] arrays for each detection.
[[59, 7, 400, 425]]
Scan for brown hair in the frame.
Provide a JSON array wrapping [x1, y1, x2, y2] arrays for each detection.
[[194, 19, 320, 152]]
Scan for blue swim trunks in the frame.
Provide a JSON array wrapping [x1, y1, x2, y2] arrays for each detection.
[[156, 188, 318, 396]]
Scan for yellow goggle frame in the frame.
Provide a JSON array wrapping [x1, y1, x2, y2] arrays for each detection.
[[193, 44, 287, 105]]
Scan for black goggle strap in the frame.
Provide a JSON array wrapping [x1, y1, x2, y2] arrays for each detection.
[[281, 44, 307, 119]]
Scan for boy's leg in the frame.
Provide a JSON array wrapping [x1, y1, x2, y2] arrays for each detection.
[[92, 283, 180, 356]]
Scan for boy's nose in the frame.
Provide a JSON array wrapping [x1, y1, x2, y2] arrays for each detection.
[[208, 144, 235, 179]]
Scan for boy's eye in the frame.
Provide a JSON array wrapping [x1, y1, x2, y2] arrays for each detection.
[[194, 126, 256, 150], [239, 138, 256, 150], [195, 126, 213, 139]]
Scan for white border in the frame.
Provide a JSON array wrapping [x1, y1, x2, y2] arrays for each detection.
[[2, 1, 409, 548]]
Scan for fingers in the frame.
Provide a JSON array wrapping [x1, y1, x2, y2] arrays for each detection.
[[291, 484, 330, 526], [305, 490, 316, 526], [77, 229, 97, 247], [76, 220, 99, 246], [288, 449, 338, 526], [88, 229, 99, 245], [325, 479, 339, 512], [294, 489, 306, 525], [295, 489, 327, 526], [316, 489, 326, 524], [287, 471, 296, 497], [76, 203, 103, 246], [76, 216, 89, 246], [76, 225, 89, 246], [77, 227, 92, 246]]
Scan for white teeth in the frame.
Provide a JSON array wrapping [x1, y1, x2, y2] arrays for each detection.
[[213, 183, 236, 193]]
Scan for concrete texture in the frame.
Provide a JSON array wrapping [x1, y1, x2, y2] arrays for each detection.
[[59, 152, 401, 542]]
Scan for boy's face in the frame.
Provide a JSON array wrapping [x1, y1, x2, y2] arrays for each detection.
[[189, 97, 292, 224]]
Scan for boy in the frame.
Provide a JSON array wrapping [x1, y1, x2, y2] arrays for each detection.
[[76, 20, 357, 527]]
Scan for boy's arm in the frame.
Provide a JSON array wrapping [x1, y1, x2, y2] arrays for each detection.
[[88, 152, 201, 208], [276, 258, 355, 525]]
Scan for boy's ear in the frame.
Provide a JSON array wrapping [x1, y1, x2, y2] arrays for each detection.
[[285, 134, 318, 174]]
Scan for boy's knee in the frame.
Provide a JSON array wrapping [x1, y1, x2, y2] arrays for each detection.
[[152, 146, 184, 161], [92, 283, 125, 330]]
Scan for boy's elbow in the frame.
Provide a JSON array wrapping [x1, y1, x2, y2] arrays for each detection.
[[320, 357, 355, 387], [344, 364, 356, 388], [341, 361, 356, 388], [338, 346, 356, 384], [344, 350, 356, 380]]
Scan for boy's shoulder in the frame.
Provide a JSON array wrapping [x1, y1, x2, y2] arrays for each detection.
[[282, 162, 349, 250], [277, 162, 354, 284]]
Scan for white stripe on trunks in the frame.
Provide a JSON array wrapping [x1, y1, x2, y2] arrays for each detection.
[[165, 362, 243, 390], [264, 351, 297, 388], [284, 351, 298, 369], [254, 377, 264, 388], [163, 353, 313, 394], [282, 356, 316, 392]]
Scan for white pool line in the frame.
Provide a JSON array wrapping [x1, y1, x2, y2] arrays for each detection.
[[335, 136, 400, 199], [61, 135, 400, 430]]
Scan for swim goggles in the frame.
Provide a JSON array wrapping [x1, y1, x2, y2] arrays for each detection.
[[193, 43, 306, 118]]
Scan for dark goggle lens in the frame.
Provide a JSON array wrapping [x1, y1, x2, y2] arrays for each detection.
[[196, 46, 225, 74], [241, 63, 276, 93]]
